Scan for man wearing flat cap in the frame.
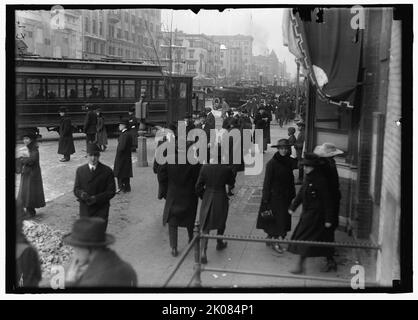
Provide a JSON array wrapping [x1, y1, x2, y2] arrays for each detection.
[[64, 217, 137, 287], [73, 143, 116, 230], [113, 119, 133, 193], [57, 107, 75, 162]]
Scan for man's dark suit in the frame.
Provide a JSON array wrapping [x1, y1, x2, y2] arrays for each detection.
[[74, 162, 116, 229]]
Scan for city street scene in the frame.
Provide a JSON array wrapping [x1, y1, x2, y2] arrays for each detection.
[[10, 5, 408, 291]]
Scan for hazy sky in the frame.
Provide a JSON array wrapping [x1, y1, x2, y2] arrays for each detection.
[[161, 8, 297, 76]]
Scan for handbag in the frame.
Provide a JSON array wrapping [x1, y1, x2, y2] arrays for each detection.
[[260, 209, 275, 221]]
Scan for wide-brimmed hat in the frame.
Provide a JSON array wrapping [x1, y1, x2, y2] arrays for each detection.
[[86, 143, 101, 155], [296, 121, 305, 127], [313, 143, 344, 157], [271, 138, 291, 148], [288, 127, 296, 134], [63, 217, 115, 248], [59, 106, 67, 113], [300, 152, 322, 166]]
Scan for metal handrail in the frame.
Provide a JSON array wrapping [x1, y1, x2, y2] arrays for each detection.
[[163, 222, 380, 288], [162, 235, 198, 287], [201, 234, 381, 250]]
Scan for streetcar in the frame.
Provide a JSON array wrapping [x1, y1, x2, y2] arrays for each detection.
[[15, 57, 193, 136]]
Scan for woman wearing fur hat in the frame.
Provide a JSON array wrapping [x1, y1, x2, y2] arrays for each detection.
[[17, 130, 45, 217], [256, 139, 297, 253], [287, 153, 334, 274]]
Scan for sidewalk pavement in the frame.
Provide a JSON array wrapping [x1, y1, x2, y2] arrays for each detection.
[[109, 120, 371, 288]]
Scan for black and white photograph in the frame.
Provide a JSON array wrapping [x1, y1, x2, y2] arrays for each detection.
[[4, 2, 413, 297]]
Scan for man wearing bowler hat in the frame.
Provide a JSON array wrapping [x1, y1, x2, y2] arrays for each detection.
[[114, 119, 133, 193], [57, 106, 75, 162], [73, 143, 116, 230], [64, 217, 137, 287]]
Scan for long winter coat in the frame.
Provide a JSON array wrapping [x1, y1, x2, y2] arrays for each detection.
[[256, 153, 297, 237], [58, 116, 75, 156], [320, 157, 341, 230], [195, 164, 235, 231], [66, 248, 137, 287], [113, 129, 133, 179], [254, 113, 268, 151], [128, 115, 139, 149], [73, 162, 116, 221], [83, 110, 97, 135], [96, 115, 108, 146], [158, 152, 201, 228], [17, 143, 46, 209], [203, 112, 216, 142], [287, 168, 334, 257]]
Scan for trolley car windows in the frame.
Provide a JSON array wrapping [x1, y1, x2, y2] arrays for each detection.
[[77, 80, 85, 98], [67, 79, 77, 99], [157, 80, 165, 99], [179, 82, 187, 99], [109, 80, 119, 98], [16, 77, 25, 100], [121, 80, 135, 98], [27, 78, 45, 99], [46, 78, 59, 99], [87, 79, 100, 99]]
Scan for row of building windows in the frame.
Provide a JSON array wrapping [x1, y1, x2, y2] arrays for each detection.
[[84, 16, 159, 36]]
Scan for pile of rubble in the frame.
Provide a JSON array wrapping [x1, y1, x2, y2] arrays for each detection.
[[22, 220, 73, 279]]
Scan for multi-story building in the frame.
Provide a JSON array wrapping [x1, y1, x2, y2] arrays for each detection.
[[251, 50, 279, 85], [212, 34, 253, 80], [15, 9, 162, 62], [160, 30, 187, 75], [82, 9, 161, 62], [15, 10, 83, 59]]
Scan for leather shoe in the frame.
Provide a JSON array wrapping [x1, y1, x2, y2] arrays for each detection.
[[171, 247, 178, 257], [272, 243, 284, 254], [59, 158, 69, 162], [216, 241, 228, 251]]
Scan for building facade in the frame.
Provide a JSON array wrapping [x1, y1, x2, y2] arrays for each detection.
[[250, 50, 280, 85], [212, 34, 253, 81], [15, 9, 162, 62]]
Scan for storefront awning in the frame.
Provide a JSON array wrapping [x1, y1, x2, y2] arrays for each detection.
[[283, 8, 362, 108]]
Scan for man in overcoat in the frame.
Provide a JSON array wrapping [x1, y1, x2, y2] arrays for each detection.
[[128, 107, 139, 152], [158, 143, 201, 257], [83, 104, 97, 151], [73, 143, 116, 230], [295, 121, 306, 184], [114, 120, 133, 193], [195, 149, 236, 264], [58, 107, 75, 162], [203, 107, 216, 163], [64, 217, 137, 287]]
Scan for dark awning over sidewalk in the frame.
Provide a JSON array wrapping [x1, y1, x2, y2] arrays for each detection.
[[283, 8, 363, 108]]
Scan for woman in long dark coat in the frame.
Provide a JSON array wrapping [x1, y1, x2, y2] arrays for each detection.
[[287, 153, 334, 274], [195, 150, 235, 264], [95, 108, 108, 152], [158, 144, 201, 257], [57, 107, 75, 162], [314, 142, 343, 272], [113, 120, 133, 193], [253, 106, 268, 152], [256, 139, 297, 253], [17, 132, 45, 216]]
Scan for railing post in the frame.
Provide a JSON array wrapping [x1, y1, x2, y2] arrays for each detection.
[[193, 222, 202, 287], [137, 129, 148, 167]]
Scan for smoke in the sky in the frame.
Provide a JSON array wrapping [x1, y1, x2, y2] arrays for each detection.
[[161, 8, 296, 77]]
